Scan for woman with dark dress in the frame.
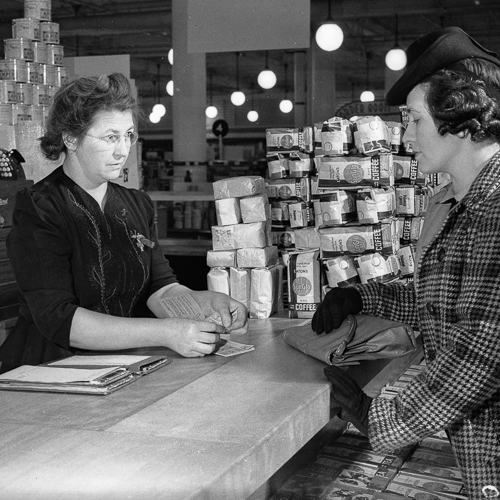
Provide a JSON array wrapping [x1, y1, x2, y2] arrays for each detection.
[[0, 73, 247, 373]]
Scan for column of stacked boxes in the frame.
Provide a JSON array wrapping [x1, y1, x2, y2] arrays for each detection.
[[0, 0, 67, 128], [206, 176, 284, 319]]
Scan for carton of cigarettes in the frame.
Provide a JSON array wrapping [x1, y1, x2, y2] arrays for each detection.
[[236, 246, 278, 268], [323, 255, 360, 288], [318, 444, 406, 469], [397, 216, 424, 245], [271, 228, 295, 249], [314, 190, 357, 227], [212, 221, 268, 250], [354, 252, 401, 284], [265, 127, 314, 153], [276, 474, 334, 499], [418, 437, 454, 455], [319, 222, 399, 258], [395, 186, 429, 216], [287, 249, 321, 318], [239, 194, 270, 224], [320, 116, 354, 155], [229, 267, 250, 309], [289, 201, 315, 229], [267, 177, 311, 202], [213, 175, 266, 200], [356, 187, 396, 223], [323, 484, 379, 500], [206, 249, 237, 268], [317, 154, 394, 189], [401, 462, 463, 481], [249, 264, 283, 319], [385, 479, 466, 499], [408, 449, 461, 469], [397, 245, 415, 277], [393, 155, 426, 185], [207, 267, 230, 295], [386, 121, 403, 154], [215, 197, 241, 226], [294, 226, 321, 250], [353, 116, 391, 155], [392, 471, 465, 493]]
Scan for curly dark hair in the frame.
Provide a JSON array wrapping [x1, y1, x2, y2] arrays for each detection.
[[423, 58, 500, 142], [39, 73, 142, 161]]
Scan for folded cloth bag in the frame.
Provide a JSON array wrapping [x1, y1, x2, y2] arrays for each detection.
[[282, 314, 416, 366]]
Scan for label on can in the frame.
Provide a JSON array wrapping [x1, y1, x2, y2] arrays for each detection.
[[14, 104, 34, 123], [12, 18, 41, 41], [32, 41, 48, 64], [56, 66, 68, 86], [25, 0, 52, 21], [0, 104, 15, 125], [16, 83, 34, 105], [40, 21, 59, 44], [26, 62, 40, 83], [4, 38, 34, 61], [0, 81, 17, 104], [47, 44, 63, 65], [33, 84, 50, 106], [0, 59, 28, 83]]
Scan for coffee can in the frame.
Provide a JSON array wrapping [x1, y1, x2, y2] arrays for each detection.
[[4, 38, 34, 61], [56, 66, 68, 86], [16, 83, 34, 105], [46, 85, 56, 104], [40, 63, 58, 86], [0, 104, 15, 125], [13, 104, 34, 123], [0, 81, 18, 104], [40, 21, 59, 44], [46, 44, 63, 66], [32, 104, 44, 124], [33, 83, 49, 106], [32, 41, 48, 64], [25, 0, 52, 21], [26, 62, 40, 83], [0, 59, 28, 82], [12, 18, 41, 41]]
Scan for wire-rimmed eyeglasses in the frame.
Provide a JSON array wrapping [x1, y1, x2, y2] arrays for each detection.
[[85, 131, 139, 148]]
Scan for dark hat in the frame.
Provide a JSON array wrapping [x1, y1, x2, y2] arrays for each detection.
[[386, 26, 500, 105]]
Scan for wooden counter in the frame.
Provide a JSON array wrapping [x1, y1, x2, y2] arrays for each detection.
[[0, 315, 422, 500]]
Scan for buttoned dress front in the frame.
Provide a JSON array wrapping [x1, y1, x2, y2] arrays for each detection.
[[355, 152, 500, 498]]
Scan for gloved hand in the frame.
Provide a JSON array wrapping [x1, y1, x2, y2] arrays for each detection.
[[312, 287, 363, 334], [324, 365, 372, 436]]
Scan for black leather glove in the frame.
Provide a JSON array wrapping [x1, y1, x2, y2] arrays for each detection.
[[312, 287, 363, 334], [324, 365, 372, 436]]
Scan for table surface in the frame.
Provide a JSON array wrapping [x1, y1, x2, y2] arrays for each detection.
[[0, 315, 421, 500]]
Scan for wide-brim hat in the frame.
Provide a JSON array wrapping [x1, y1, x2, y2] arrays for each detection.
[[386, 26, 500, 105]]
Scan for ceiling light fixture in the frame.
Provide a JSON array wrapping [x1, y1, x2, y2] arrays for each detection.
[[231, 52, 246, 106], [257, 50, 277, 90], [168, 48, 173, 65], [247, 85, 259, 122], [360, 52, 375, 102], [385, 15, 407, 71], [206, 73, 218, 119], [315, 0, 344, 52], [279, 63, 293, 114], [166, 80, 174, 96]]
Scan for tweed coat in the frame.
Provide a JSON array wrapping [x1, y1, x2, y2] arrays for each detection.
[[355, 151, 500, 498]]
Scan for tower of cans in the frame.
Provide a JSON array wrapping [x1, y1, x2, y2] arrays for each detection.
[[265, 112, 449, 319], [0, 0, 68, 127]]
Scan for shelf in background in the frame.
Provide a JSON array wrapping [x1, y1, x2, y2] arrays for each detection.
[[159, 238, 212, 257]]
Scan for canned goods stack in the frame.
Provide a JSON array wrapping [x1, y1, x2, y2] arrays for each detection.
[[0, 0, 68, 126]]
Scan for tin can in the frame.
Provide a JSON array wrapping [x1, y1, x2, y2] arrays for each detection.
[[0, 59, 28, 82], [4, 38, 34, 61], [46, 43, 63, 66], [32, 104, 44, 124], [25, 0, 52, 21], [13, 104, 34, 123], [32, 41, 48, 64], [16, 83, 34, 105], [0, 81, 17, 104], [56, 66, 68, 86], [40, 63, 57, 86], [26, 62, 40, 83], [46, 85, 56, 104], [0, 104, 15, 125], [33, 83, 50, 106], [40, 21, 59, 44], [12, 18, 41, 41]]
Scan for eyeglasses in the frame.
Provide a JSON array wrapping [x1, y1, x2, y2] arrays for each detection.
[[85, 131, 139, 148]]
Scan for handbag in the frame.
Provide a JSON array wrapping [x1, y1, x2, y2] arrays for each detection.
[[282, 314, 416, 366]]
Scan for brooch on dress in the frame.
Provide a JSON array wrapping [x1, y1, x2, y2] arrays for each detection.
[[131, 231, 155, 251]]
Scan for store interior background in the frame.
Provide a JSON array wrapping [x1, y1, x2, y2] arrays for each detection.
[[2, 0, 500, 289]]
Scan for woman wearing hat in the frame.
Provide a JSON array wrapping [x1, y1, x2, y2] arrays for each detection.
[[313, 27, 500, 498]]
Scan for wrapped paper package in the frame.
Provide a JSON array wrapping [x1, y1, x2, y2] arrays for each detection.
[[354, 252, 401, 284], [230, 267, 251, 309], [319, 221, 399, 258], [287, 250, 321, 319], [289, 201, 314, 229], [386, 121, 403, 154], [356, 187, 396, 223], [397, 216, 424, 245], [316, 154, 394, 189], [215, 197, 241, 226], [353, 116, 391, 155], [207, 267, 230, 295], [206, 249, 237, 268], [395, 186, 429, 216], [294, 227, 320, 250], [236, 246, 278, 268], [397, 245, 416, 277], [265, 127, 314, 153], [266, 177, 310, 201], [393, 155, 426, 186], [212, 221, 268, 251], [320, 116, 354, 155], [266, 152, 314, 179], [266, 153, 290, 179], [323, 255, 360, 287], [271, 200, 292, 229], [249, 264, 284, 319], [314, 190, 357, 227], [213, 176, 266, 200], [239, 194, 270, 224]]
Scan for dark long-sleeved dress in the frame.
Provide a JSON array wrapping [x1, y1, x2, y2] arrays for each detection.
[[0, 167, 177, 373]]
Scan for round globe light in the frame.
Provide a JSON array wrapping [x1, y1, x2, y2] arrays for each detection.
[[360, 90, 375, 102], [168, 48, 173, 65], [231, 90, 246, 106], [315, 23, 344, 52], [279, 99, 293, 113], [247, 110, 259, 122], [166, 80, 174, 96], [205, 105, 218, 119], [149, 112, 161, 124], [152, 103, 166, 117], [257, 69, 277, 90], [385, 47, 407, 71]]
